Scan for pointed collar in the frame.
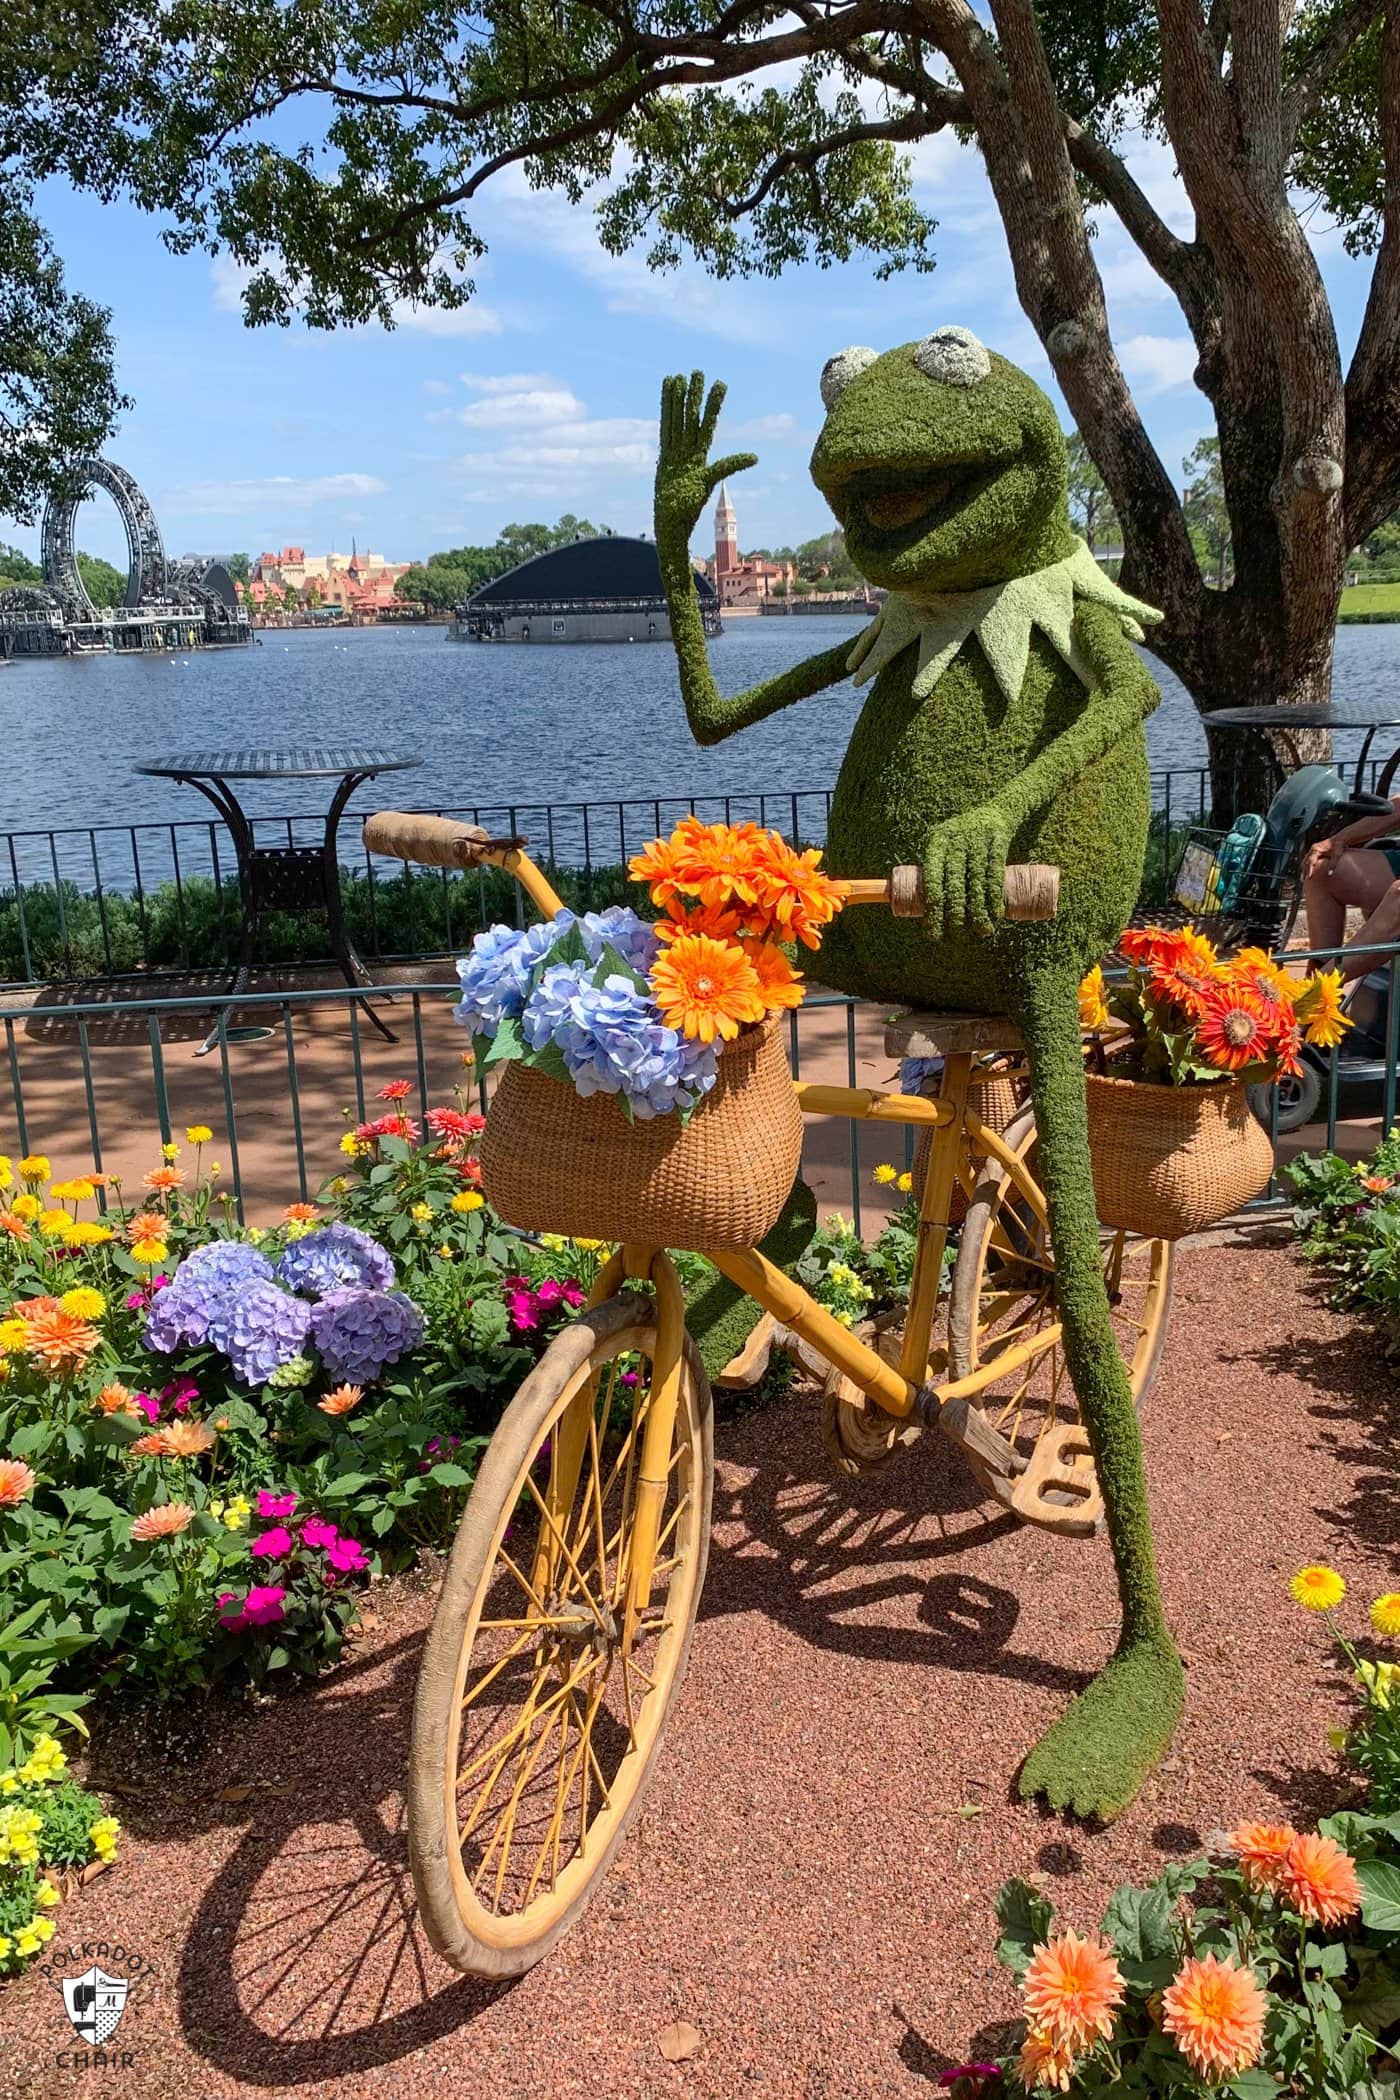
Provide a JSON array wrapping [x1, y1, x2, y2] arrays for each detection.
[[845, 538, 1163, 705]]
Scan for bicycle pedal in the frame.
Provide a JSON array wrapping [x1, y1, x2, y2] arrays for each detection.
[[1011, 1426, 1103, 1538]]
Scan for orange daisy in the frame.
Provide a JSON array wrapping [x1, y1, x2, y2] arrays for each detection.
[[1281, 1831, 1362, 1927], [652, 899, 748, 946], [747, 941, 805, 1012], [318, 1383, 365, 1416], [284, 1202, 321, 1223], [95, 1382, 138, 1416], [627, 830, 693, 910], [130, 1502, 194, 1541], [1194, 986, 1281, 1073], [0, 1211, 30, 1243], [1017, 2027, 1078, 2092], [125, 1211, 168, 1244], [129, 1432, 172, 1457], [650, 933, 766, 1044], [1161, 1953, 1266, 2080], [1119, 924, 1182, 966], [670, 817, 766, 913], [1022, 1930, 1125, 2052], [143, 1165, 184, 1194], [15, 1303, 99, 1370], [749, 835, 847, 948], [1229, 1821, 1297, 1892], [1228, 947, 1300, 1011], [0, 1458, 36, 1506]]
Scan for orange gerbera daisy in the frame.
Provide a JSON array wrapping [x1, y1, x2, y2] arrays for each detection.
[[650, 933, 766, 1044], [125, 1211, 168, 1243], [95, 1382, 138, 1416], [284, 1202, 320, 1223], [0, 1458, 36, 1506], [627, 830, 692, 910], [1228, 947, 1299, 1011], [1017, 2027, 1079, 2092], [143, 1165, 184, 1194], [670, 817, 766, 913], [1281, 1831, 1363, 1927], [1229, 1820, 1297, 1892], [1022, 1930, 1125, 2052], [0, 1211, 29, 1243], [748, 835, 846, 948], [652, 899, 748, 946], [1119, 924, 1181, 966], [130, 1502, 194, 1542], [318, 1383, 365, 1416], [747, 941, 805, 1011], [15, 1303, 99, 1370], [1162, 1953, 1265, 2080], [158, 1418, 217, 1458], [1194, 986, 1281, 1073]]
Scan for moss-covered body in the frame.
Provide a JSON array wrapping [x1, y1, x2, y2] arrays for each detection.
[[655, 341, 1184, 1819]]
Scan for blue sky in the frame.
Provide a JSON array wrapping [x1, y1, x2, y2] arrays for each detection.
[[9, 128, 1373, 571]]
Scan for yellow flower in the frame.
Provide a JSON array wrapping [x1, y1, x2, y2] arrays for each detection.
[[0, 1319, 29, 1353], [540, 1233, 567, 1250], [0, 1157, 10, 1190], [872, 1163, 897, 1185], [328, 1176, 348, 1197], [247, 1227, 263, 1245], [1358, 1659, 1399, 1709], [1293, 968, 1352, 1051], [35, 1879, 60, 1909], [1291, 1564, 1345, 1612], [89, 1814, 121, 1861], [63, 1220, 111, 1247], [1371, 1593, 1400, 1639], [572, 1238, 604, 1252], [339, 1132, 368, 1157], [130, 1237, 169, 1265], [10, 1193, 40, 1221], [411, 1202, 433, 1221], [0, 1804, 42, 1866], [1078, 963, 1111, 1032], [209, 1162, 221, 1177], [897, 1171, 913, 1194], [49, 1179, 95, 1203], [162, 1142, 181, 1162], [17, 1156, 49, 1185], [18, 1734, 66, 1783], [0, 1934, 10, 1962], [451, 1190, 485, 1213], [38, 1210, 72, 1238], [186, 1125, 213, 1145], [222, 1494, 251, 1531], [437, 1243, 456, 1261], [59, 1287, 105, 1321]]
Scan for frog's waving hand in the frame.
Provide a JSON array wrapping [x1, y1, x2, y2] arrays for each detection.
[[655, 335, 1183, 1821]]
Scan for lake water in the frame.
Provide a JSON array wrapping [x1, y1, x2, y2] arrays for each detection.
[[2, 617, 1397, 877]]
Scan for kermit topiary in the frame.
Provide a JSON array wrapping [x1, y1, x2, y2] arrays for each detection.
[[654, 338, 1183, 1821]]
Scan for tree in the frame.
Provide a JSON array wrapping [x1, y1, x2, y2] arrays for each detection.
[[1065, 433, 1121, 555], [222, 552, 251, 582], [0, 543, 41, 588], [9, 0, 1392, 772], [75, 552, 126, 607], [795, 530, 860, 585], [396, 564, 476, 611], [1182, 437, 1233, 588]]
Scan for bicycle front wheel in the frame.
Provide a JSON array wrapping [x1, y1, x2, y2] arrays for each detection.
[[409, 1291, 713, 1978]]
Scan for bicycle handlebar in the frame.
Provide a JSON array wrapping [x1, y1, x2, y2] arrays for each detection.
[[362, 812, 1059, 923]]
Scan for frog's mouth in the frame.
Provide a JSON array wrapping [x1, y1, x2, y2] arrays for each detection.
[[838, 456, 1015, 549]]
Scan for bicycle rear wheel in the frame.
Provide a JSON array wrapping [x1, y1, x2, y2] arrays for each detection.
[[409, 1290, 712, 1977]]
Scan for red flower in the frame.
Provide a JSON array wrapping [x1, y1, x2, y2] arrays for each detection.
[[377, 1080, 412, 1102], [426, 1106, 486, 1142], [353, 1113, 421, 1144]]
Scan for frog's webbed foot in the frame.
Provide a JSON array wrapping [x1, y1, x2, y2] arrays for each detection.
[[1018, 1634, 1185, 1823]]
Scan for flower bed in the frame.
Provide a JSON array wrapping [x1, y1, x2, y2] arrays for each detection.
[[1286, 1134, 1400, 1353]]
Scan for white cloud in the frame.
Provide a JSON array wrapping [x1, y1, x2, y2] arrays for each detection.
[[165, 472, 388, 515], [456, 388, 586, 430], [459, 371, 557, 394], [730, 412, 798, 442], [1117, 333, 1200, 394], [421, 379, 453, 397]]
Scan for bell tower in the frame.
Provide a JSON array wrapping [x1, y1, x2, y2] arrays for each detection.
[[714, 482, 738, 577]]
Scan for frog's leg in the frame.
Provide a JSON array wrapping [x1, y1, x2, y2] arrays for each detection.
[[1011, 964, 1184, 1820]]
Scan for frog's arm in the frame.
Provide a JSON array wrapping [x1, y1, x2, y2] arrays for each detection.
[[925, 599, 1160, 936], [655, 370, 849, 747], [996, 599, 1160, 832]]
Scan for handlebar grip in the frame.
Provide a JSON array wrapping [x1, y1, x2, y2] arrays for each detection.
[[362, 811, 524, 869], [889, 862, 1060, 922]]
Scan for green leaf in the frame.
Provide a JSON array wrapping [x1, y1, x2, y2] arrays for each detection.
[[1100, 1880, 1176, 1963], [994, 1878, 1053, 1974], [1359, 1858, 1400, 1932], [428, 1462, 473, 1488], [265, 1644, 291, 1671], [323, 1472, 375, 1496], [1228, 2073, 1281, 2100], [485, 1014, 526, 1065], [594, 939, 649, 994], [92, 1605, 130, 1645], [370, 1505, 396, 1536], [1341, 1964, 1400, 2036]]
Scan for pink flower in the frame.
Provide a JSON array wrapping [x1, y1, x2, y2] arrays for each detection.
[[256, 1489, 298, 1520], [242, 1585, 287, 1626], [161, 1377, 199, 1415], [126, 1290, 147, 1311], [134, 1392, 159, 1423], [250, 1525, 294, 1560], [377, 1079, 412, 1102], [535, 1278, 565, 1309], [300, 1516, 339, 1551], [325, 1535, 369, 1574], [563, 1283, 585, 1307], [505, 1286, 539, 1332], [217, 1588, 246, 1631]]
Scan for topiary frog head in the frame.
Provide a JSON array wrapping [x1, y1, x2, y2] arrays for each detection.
[[809, 329, 1074, 595]]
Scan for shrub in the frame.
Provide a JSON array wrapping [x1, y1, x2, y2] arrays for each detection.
[[1285, 1135, 1400, 1350]]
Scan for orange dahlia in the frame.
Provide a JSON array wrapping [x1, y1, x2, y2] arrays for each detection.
[[284, 1201, 321, 1223], [1194, 986, 1283, 1073], [1281, 1831, 1363, 1927], [130, 1502, 194, 1542], [1161, 1953, 1266, 2080], [1229, 1820, 1297, 1892], [125, 1211, 168, 1244], [143, 1165, 184, 1194], [0, 1211, 30, 1243], [1022, 1929, 1124, 2052], [158, 1418, 217, 1458], [1017, 2027, 1079, 2092], [650, 933, 766, 1044], [95, 1382, 138, 1416], [318, 1383, 365, 1416], [747, 941, 805, 1012], [0, 1458, 36, 1507], [16, 1303, 99, 1370]]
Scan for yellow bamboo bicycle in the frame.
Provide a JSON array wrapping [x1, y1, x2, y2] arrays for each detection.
[[362, 812, 1174, 1979]]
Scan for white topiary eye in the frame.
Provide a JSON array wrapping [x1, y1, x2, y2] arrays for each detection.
[[913, 326, 991, 387], [820, 347, 877, 410]]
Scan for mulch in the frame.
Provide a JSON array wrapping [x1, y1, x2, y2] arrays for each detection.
[[1, 1237, 1395, 2100]]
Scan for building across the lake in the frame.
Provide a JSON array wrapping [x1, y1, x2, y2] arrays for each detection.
[[449, 532, 719, 643], [701, 484, 796, 606]]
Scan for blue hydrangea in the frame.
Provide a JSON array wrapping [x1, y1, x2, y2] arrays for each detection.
[[275, 1222, 396, 1297], [523, 964, 717, 1120], [144, 1239, 275, 1352], [310, 1287, 426, 1384], [206, 1280, 313, 1389], [576, 906, 659, 975], [454, 917, 566, 1034]]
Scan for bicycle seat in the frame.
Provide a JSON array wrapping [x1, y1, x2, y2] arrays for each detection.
[[884, 1010, 1026, 1059]]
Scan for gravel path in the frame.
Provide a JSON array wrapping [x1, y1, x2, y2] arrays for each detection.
[[2, 1238, 1394, 2100]]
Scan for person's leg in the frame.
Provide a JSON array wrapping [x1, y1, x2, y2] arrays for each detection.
[[1306, 848, 1395, 960], [1341, 867, 1400, 981]]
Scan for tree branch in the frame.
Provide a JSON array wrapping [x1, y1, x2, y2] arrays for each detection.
[[720, 112, 933, 216], [1283, 0, 1385, 141]]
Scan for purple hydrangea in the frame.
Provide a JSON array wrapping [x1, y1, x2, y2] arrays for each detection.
[[206, 1280, 313, 1388], [522, 964, 717, 1119], [143, 1239, 274, 1352], [275, 1222, 396, 1297], [310, 1287, 425, 1384]]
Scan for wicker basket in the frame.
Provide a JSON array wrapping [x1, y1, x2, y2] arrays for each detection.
[[479, 1012, 803, 1252], [1085, 1070, 1273, 1240], [912, 1064, 1027, 1217]]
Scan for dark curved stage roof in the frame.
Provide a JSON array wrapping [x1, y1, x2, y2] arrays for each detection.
[[467, 534, 715, 606]]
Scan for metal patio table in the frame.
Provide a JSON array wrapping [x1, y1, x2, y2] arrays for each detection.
[[1205, 706, 1400, 797], [131, 747, 422, 1053]]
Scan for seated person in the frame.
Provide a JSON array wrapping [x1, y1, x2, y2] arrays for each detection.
[[1303, 799, 1400, 980]]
